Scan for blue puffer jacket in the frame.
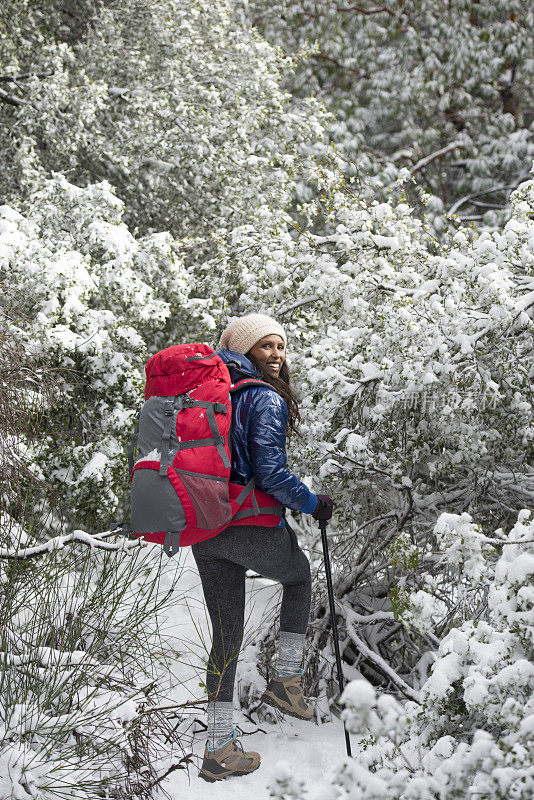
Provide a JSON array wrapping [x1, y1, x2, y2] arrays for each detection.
[[218, 350, 318, 524]]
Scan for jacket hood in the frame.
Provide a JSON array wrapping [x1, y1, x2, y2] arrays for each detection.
[[217, 349, 261, 381]]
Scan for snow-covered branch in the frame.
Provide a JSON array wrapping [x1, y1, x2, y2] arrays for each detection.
[[344, 609, 420, 701], [410, 140, 464, 174], [0, 86, 26, 106], [0, 529, 144, 559], [278, 294, 322, 315]]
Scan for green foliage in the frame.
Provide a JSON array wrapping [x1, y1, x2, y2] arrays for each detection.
[[390, 531, 422, 571], [389, 585, 411, 622], [0, 530, 187, 799]]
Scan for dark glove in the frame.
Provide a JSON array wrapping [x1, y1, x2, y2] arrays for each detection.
[[312, 494, 334, 521]]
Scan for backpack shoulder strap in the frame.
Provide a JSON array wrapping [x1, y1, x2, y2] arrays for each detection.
[[230, 378, 275, 394]]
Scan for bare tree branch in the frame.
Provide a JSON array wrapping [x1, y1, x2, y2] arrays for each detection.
[[137, 699, 205, 715], [277, 294, 321, 315], [0, 70, 54, 82], [0, 87, 26, 106], [310, 53, 368, 78], [448, 183, 521, 216], [410, 140, 464, 175]]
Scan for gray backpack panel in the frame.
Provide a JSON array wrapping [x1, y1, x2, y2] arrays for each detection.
[[130, 469, 186, 534], [136, 396, 180, 459], [130, 395, 185, 534]]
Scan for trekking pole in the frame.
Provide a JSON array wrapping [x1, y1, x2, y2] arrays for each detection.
[[319, 519, 352, 757]]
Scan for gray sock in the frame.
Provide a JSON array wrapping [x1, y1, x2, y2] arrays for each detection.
[[206, 701, 234, 751], [276, 630, 306, 676]]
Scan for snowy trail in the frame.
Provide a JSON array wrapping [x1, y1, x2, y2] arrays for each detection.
[[155, 547, 349, 797], [165, 716, 347, 798]]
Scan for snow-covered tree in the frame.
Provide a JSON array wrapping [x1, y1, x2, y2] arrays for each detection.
[[0, 277, 194, 799], [247, 0, 534, 225], [269, 509, 534, 800], [2, 5, 533, 796], [207, 158, 533, 702], [1, 0, 326, 239], [0, 176, 214, 529]]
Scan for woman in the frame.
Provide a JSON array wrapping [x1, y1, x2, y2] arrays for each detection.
[[195, 313, 334, 782]]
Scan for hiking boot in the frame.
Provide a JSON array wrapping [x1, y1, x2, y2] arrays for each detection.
[[198, 730, 261, 782], [261, 669, 314, 721]]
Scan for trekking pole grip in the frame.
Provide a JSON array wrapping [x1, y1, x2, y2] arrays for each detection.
[[319, 519, 352, 758]]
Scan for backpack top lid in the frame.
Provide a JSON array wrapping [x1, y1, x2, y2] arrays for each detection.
[[144, 343, 230, 399]]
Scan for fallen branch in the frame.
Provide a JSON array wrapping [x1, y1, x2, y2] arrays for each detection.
[[344, 611, 420, 702], [346, 610, 396, 623]]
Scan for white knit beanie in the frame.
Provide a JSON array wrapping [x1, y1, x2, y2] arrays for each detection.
[[218, 313, 286, 355]]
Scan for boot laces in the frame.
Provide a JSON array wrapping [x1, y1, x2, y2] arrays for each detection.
[[231, 729, 246, 755]]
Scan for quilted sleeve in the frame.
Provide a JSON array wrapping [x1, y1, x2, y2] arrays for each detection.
[[248, 388, 318, 513]]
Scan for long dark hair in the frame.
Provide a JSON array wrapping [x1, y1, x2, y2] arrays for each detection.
[[245, 351, 302, 441]]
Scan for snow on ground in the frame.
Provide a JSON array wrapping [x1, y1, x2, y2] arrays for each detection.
[[165, 714, 348, 799], [153, 546, 349, 797]]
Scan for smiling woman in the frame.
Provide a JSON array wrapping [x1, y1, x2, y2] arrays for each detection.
[[248, 334, 286, 374], [244, 331, 301, 442], [191, 312, 334, 781]]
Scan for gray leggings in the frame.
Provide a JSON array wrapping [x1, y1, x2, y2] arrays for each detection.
[[191, 523, 311, 702]]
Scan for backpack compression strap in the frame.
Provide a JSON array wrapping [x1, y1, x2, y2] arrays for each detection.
[[127, 404, 142, 474], [159, 393, 231, 477], [111, 522, 182, 558], [163, 531, 181, 557], [154, 377, 270, 474]]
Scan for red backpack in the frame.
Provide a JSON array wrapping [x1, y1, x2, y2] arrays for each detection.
[[127, 343, 284, 555]]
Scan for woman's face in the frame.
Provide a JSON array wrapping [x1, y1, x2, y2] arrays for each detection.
[[248, 334, 286, 376]]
